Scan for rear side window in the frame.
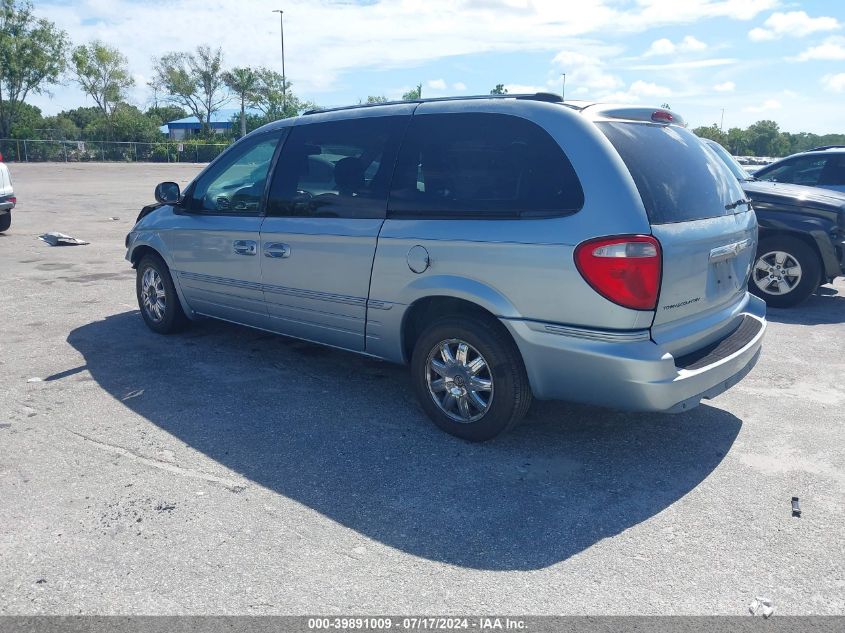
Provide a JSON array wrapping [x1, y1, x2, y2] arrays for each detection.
[[598, 122, 744, 224], [266, 116, 407, 219], [388, 113, 583, 218], [757, 155, 828, 186]]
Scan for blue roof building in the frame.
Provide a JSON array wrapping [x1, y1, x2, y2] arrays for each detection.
[[160, 108, 260, 139]]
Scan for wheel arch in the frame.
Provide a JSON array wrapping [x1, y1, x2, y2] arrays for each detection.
[[129, 240, 195, 319], [400, 295, 518, 364], [757, 227, 838, 280]]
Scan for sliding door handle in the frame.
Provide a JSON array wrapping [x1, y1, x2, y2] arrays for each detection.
[[233, 240, 257, 256], [264, 242, 291, 259]]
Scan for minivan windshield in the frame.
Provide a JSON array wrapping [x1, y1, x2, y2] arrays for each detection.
[[598, 121, 746, 224]]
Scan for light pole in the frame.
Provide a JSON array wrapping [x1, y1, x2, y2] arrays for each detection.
[[561, 73, 566, 101], [272, 9, 286, 113]]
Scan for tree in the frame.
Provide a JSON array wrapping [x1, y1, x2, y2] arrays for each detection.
[[692, 123, 728, 148], [660, 102, 671, 110], [402, 83, 422, 100], [152, 45, 228, 134], [8, 100, 40, 137], [363, 95, 387, 103], [145, 105, 187, 126], [745, 120, 789, 157], [222, 67, 259, 137], [0, 0, 68, 138], [85, 103, 161, 143], [71, 40, 134, 133], [253, 69, 314, 120], [39, 114, 78, 140], [490, 84, 508, 95]]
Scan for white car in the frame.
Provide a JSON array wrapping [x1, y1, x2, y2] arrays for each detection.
[[0, 155, 15, 232]]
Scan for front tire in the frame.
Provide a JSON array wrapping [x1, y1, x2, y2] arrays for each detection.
[[750, 236, 821, 308], [135, 254, 189, 334], [0, 212, 10, 232], [411, 316, 532, 441]]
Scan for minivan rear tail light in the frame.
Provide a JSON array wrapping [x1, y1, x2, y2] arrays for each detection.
[[8, 196, 16, 205], [574, 235, 662, 310], [651, 110, 673, 123]]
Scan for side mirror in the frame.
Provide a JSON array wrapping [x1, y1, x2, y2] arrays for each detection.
[[154, 181, 181, 204]]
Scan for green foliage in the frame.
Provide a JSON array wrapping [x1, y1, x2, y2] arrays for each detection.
[[39, 114, 79, 140], [490, 84, 508, 95], [152, 45, 229, 133], [71, 40, 134, 124], [692, 123, 728, 148], [222, 67, 260, 137], [252, 69, 315, 121], [695, 120, 845, 158], [402, 83, 422, 100], [57, 106, 100, 131], [0, 0, 69, 137], [84, 103, 161, 143], [363, 95, 388, 103], [145, 105, 187, 126], [8, 100, 40, 136]]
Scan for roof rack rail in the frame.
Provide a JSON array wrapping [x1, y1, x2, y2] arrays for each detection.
[[807, 145, 845, 152], [303, 92, 563, 116]]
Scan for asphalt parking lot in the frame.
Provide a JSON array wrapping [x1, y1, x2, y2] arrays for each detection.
[[1, 163, 843, 615]]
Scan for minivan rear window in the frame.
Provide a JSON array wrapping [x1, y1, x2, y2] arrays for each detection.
[[598, 122, 744, 224]]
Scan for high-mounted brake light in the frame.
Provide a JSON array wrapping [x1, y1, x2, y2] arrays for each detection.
[[574, 235, 662, 311], [651, 110, 673, 123]]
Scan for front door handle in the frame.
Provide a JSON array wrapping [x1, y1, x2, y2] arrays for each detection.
[[233, 240, 257, 256], [264, 242, 291, 259]]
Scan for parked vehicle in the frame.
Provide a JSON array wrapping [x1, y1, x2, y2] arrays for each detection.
[[703, 139, 845, 308], [126, 94, 766, 441], [753, 146, 845, 193], [0, 153, 16, 232]]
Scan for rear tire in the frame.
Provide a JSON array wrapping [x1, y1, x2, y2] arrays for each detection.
[[136, 254, 190, 334], [411, 315, 532, 441], [749, 236, 821, 308], [0, 212, 10, 232]]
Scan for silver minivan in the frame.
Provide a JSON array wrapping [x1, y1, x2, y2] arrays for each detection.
[[126, 94, 766, 440]]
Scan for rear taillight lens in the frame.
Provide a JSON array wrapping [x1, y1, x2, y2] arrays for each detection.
[[651, 110, 673, 123], [8, 196, 15, 205], [574, 235, 662, 310]]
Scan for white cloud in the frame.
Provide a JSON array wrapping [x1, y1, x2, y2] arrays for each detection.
[[744, 99, 782, 113], [553, 50, 623, 95], [452, 82, 467, 91], [821, 73, 845, 93], [644, 35, 707, 56], [626, 58, 736, 70], [645, 38, 676, 56], [794, 37, 845, 61], [427, 78, 447, 90], [748, 10, 840, 41], [714, 81, 736, 92], [629, 80, 672, 97], [29, 0, 779, 113]]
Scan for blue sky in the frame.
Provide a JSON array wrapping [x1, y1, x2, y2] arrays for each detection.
[[30, 0, 845, 133]]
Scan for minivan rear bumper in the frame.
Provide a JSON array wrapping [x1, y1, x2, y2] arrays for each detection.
[[502, 293, 766, 412]]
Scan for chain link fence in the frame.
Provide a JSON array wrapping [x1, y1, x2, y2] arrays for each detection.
[[0, 139, 231, 163]]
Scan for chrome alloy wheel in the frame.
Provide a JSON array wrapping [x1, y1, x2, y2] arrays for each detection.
[[425, 339, 494, 423], [752, 250, 802, 296], [141, 267, 167, 323]]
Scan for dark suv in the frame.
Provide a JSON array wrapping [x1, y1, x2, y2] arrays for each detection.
[[704, 139, 845, 307]]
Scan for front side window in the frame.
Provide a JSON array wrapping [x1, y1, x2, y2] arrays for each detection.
[[266, 116, 407, 219], [757, 155, 828, 186], [187, 130, 284, 214], [387, 112, 584, 218], [819, 155, 845, 186]]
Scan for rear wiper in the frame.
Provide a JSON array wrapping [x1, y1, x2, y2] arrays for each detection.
[[725, 198, 752, 210]]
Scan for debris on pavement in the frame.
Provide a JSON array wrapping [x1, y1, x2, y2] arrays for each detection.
[[749, 596, 775, 618], [26, 377, 43, 383], [38, 231, 89, 246], [792, 497, 802, 517], [107, 216, 119, 221]]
